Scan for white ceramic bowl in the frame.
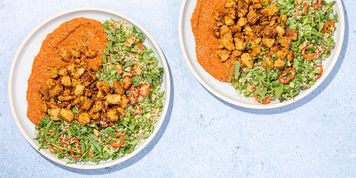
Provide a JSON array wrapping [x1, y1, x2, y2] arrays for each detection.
[[8, 8, 171, 169], [179, 0, 345, 109]]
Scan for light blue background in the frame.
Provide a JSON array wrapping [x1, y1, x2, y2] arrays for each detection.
[[0, 0, 355, 177]]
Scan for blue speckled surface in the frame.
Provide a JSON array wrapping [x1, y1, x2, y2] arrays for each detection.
[[0, 0, 355, 177]]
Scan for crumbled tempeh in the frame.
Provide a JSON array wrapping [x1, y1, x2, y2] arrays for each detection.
[[91, 101, 104, 113], [117, 107, 126, 116], [41, 46, 139, 125], [213, 0, 295, 68], [78, 113, 90, 125], [105, 94, 121, 105], [60, 49, 71, 62], [74, 85, 85, 96], [241, 53, 254, 68], [60, 109, 74, 122], [48, 67, 58, 79], [81, 98, 94, 111], [61, 76, 72, 87], [106, 109, 119, 121], [48, 108, 60, 121], [122, 77, 132, 90]]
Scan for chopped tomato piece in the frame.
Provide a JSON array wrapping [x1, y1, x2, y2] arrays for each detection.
[[261, 96, 271, 105], [129, 86, 139, 104], [303, 2, 309, 14], [138, 84, 150, 97], [137, 43, 144, 51]]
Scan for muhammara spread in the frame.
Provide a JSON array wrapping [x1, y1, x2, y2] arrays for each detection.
[[191, 0, 235, 82]]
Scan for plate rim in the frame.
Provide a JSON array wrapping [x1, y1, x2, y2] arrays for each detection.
[[178, 0, 345, 109], [8, 7, 171, 170]]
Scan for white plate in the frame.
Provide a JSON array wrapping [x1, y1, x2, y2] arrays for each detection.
[[179, 0, 345, 109], [8, 8, 171, 169]]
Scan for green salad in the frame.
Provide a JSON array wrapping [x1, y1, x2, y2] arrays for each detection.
[[230, 0, 338, 104], [35, 19, 164, 163]]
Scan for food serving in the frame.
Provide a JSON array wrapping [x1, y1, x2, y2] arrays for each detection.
[[191, 0, 338, 104], [26, 17, 165, 163]]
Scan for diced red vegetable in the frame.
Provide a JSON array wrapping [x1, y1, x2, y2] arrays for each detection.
[[138, 83, 150, 97], [137, 43, 144, 51], [68, 137, 81, 159], [278, 68, 297, 84], [301, 45, 319, 60], [322, 21, 335, 34], [261, 96, 271, 105], [129, 86, 140, 105], [303, 1, 309, 14], [109, 132, 125, 148]]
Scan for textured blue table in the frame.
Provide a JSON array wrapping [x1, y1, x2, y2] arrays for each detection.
[[0, 0, 355, 177]]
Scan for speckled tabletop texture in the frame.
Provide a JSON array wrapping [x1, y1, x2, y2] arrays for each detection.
[[0, 0, 355, 177]]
